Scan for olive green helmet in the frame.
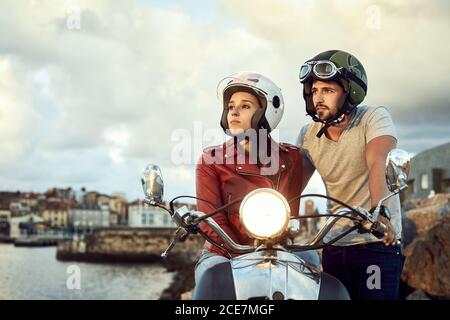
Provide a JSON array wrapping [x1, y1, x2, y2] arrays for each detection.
[[299, 50, 368, 129]]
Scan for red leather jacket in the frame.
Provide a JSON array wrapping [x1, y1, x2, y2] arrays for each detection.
[[195, 138, 303, 257]]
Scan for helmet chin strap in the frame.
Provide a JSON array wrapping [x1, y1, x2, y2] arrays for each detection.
[[314, 99, 357, 138], [315, 113, 345, 138]]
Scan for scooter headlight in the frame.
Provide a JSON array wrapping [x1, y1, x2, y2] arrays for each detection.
[[239, 188, 290, 240]]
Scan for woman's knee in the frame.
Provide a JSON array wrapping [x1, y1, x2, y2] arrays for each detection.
[[194, 252, 229, 284]]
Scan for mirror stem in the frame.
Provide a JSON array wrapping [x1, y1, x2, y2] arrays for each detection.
[[143, 198, 172, 215], [374, 184, 408, 218]]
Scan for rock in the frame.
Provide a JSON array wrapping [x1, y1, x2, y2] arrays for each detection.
[[402, 198, 420, 212], [405, 290, 431, 300], [158, 239, 203, 300], [401, 215, 418, 248], [159, 263, 195, 300], [401, 214, 450, 298], [406, 203, 449, 237], [398, 279, 416, 300], [417, 193, 450, 208], [181, 291, 192, 300]]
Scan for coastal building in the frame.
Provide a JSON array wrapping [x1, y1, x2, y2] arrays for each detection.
[[9, 192, 40, 215], [68, 204, 110, 232], [405, 142, 450, 200], [42, 202, 68, 229], [128, 200, 179, 228], [109, 193, 128, 225]]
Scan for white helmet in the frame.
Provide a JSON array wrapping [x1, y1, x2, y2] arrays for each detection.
[[217, 72, 284, 134]]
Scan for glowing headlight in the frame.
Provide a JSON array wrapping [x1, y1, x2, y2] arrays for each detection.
[[239, 188, 290, 240]]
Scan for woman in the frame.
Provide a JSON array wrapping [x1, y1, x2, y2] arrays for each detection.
[[194, 72, 305, 284]]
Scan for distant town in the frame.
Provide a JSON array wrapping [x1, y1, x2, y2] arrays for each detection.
[[0, 188, 196, 242], [3, 135, 447, 245]]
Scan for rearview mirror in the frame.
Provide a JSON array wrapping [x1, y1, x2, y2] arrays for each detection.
[[385, 149, 411, 192], [141, 164, 164, 203]]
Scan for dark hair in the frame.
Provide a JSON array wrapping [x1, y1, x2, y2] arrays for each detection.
[[226, 89, 264, 109], [312, 78, 348, 93]]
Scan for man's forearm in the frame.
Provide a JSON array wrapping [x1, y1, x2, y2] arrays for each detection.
[[368, 162, 390, 207], [366, 135, 397, 208]]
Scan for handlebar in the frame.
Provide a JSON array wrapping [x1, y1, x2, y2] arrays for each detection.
[[173, 206, 383, 254], [148, 193, 391, 257], [370, 220, 387, 239], [191, 211, 254, 253]]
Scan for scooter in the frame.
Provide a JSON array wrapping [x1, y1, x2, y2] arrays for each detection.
[[140, 149, 410, 300]]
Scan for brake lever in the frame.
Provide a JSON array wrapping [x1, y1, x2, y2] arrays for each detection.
[[354, 207, 373, 219], [161, 227, 186, 258]]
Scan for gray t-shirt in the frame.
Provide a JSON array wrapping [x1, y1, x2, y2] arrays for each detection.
[[296, 106, 401, 246]]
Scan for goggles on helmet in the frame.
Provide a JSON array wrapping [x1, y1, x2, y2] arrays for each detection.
[[299, 60, 344, 82]]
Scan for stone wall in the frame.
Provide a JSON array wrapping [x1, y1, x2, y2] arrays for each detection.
[[57, 227, 203, 263]]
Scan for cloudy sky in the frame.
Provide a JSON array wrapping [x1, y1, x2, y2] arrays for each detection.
[[1, 0, 449, 208]]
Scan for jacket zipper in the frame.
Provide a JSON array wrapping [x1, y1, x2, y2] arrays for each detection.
[[275, 170, 282, 191]]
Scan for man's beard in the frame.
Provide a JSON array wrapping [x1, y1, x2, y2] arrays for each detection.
[[315, 105, 334, 121]]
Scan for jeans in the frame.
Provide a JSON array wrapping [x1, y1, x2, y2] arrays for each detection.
[[292, 250, 321, 268], [194, 250, 230, 285], [322, 242, 405, 300]]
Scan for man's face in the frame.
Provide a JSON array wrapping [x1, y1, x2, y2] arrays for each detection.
[[311, 80, 347, 121]]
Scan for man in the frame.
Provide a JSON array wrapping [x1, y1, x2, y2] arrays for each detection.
[[296, 50, 404, 300]]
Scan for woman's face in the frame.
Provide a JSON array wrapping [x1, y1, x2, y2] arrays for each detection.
[[227, 91, 261, 135]]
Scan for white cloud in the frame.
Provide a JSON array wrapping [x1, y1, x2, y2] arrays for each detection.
[[0, 0, 448, 202], [102, 124, 130, 164], [166, 165, 194, 183], [0, 57, 42, 169]]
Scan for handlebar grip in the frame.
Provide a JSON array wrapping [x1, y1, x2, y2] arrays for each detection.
[[372, 221, 387, 239]]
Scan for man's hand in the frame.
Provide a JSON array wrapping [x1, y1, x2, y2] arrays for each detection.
[[377, 215, 397, 246]]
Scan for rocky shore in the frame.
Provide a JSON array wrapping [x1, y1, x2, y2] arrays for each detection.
[[158, 248, 200, 300], [400, 193, 450, 299]]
